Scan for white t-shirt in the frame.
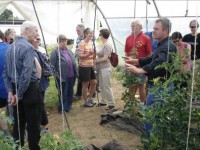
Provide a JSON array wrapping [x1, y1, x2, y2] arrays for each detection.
[[38, 46, 46, 54]]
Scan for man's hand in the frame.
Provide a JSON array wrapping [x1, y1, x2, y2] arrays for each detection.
[[125, 63, 146, 74], [122, 56, 139, 65], [8, 92, 14, 104], [8, 92, 19, 106]]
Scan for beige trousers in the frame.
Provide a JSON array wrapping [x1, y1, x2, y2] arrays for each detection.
[[98, 67, 115, 106]]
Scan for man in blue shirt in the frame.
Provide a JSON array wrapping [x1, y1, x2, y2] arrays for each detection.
[[145, 31, 158, 53], [0, 30, 10, 137], [3, 21, 41, 150]]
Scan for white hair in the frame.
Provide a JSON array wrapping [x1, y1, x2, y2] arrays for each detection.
[[21, 21, 37, 34], [131, 19, 143, 29]]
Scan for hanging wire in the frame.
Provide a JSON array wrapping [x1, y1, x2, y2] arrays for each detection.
[[11, 8, 22, 148], [146, 0, 151, 32], [186, 4, 199, 149], [134, 0, 136, 19], [57, 1, 66, 131], [81, 0, 83, 23], [185, 0, 189, 17], [92, 0, 105, 113], [31, 0, 47, 53]]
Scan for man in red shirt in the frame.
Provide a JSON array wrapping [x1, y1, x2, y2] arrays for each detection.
[[125, 19, 152, 103]]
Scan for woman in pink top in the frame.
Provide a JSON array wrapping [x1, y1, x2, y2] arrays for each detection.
[[171, 31, 191, 72]]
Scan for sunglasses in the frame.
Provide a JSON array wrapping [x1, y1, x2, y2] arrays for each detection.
[[190, 26, 196, 28], [173, 39, 179, 43]]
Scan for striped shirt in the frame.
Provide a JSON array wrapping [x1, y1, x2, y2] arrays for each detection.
[[3, 36, 39, 100], [78, 40, 94, 67]]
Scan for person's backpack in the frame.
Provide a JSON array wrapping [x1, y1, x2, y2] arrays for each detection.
[[37, 51, 52, 77], [109, 48, 119, 68]]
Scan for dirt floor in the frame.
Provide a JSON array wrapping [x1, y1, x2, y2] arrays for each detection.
[[47, 78, 141, 150]]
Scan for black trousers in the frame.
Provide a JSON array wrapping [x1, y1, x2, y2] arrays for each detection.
[[75, 79, 82, 96], [40, 91, 48, 126], [12, 82, 41, 150]]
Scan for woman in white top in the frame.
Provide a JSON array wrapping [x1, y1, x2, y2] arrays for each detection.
[[96, 29, 115, 110]]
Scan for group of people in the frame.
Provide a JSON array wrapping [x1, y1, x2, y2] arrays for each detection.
[[50, 25, 116, 111], [0, 17, 199, 149], [0, 21, 116, 149], [0, 22, 49, 150], [123, 18, 199, 136]]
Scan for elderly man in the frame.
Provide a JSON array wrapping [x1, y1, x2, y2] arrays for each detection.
[[124, 19, 152, 103], [3, 21, 41, 150], [73, 24, 85, 100], [183, 20, 200, 70], [123, 18, 177, 136]]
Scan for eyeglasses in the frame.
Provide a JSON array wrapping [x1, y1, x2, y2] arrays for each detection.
[[173, 39, 179, 43], [190, 26, 196, 28]]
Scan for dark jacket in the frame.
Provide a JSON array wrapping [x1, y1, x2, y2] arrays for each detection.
[[139, 37, 177, 84], [50, 48, 77, 82]]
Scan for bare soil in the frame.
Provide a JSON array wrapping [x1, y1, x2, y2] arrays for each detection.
[[47, 78, 141, 150]]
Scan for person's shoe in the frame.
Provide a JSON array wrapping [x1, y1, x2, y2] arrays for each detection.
[[65, 109, 70, 113], [96, 103, 107, 106], [73, 95, 81, 100], [105, 105, 114, 110], [92, 92, 96, 98], [40, 127, 49, 133], [84, 101, 94, 107], [46, 111, 50, 115], [58, 110, 63, 114], [88, 98, 96, 105]]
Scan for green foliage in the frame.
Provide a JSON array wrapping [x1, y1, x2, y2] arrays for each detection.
[[140, 53, 200, 149], [0, 9, 19, 20], [45, 76, 58, 109], [112, 65, 124, 81], [120, 67, 145, 119], [122, 72, 146, 88], [0, 132, 20, 150], [121, 89, 140, 118], [40, 130, 82, 150]]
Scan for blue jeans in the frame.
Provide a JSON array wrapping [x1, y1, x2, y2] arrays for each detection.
[[56, 77, 74, 112], [144, 83, 173, 137]]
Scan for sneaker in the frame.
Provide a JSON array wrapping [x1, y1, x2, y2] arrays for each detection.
[[88, 98, 96, 105], [73, 95, 81, 100], [40, 127, 49, 133], [96, 103, 107, 106], [105, 105, 114, 110], [84, 101, 94, 107]]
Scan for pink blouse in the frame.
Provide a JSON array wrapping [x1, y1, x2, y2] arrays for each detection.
[[178, 42, 190, 72]]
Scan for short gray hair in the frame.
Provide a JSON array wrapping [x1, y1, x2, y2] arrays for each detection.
[[77, 24, 85, 30], [21, 21, 37, 34], [57, 34, 67, 43], [155, 18, 172, 33]]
